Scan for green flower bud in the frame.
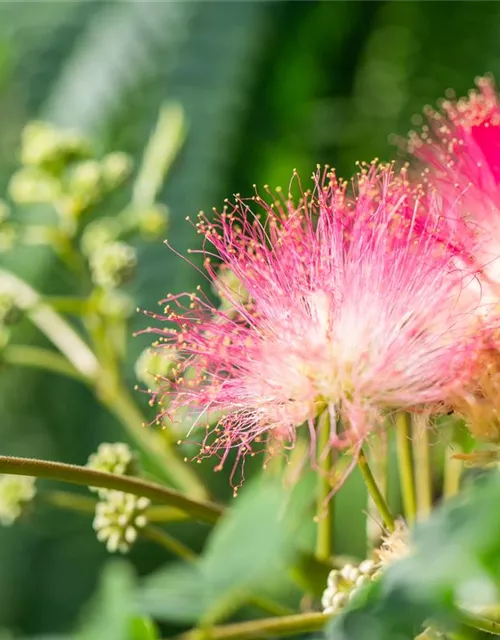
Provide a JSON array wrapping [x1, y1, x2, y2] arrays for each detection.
[[20, 121, 91, 170], [87, 442, 137, 495], [80, 218, 120, 257], [135, 347, 177, 390], [8, 168, 61, 204], [136, 204, 168, 239], [101, 152, 133, 190], [89, 241, 137, 289], [67, 160, 102, 197], [119, 203, 168, 240], [0, 475, 36, 526], [93, 491, 149, 553], [212, 265, 248, 310], [96, 290, 134, 320]]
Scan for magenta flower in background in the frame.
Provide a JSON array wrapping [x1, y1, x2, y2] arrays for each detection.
[[408, 76, 500, 307], [145, 164, 481, 479]]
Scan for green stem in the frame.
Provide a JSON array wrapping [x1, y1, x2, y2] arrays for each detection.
[[43, 296, 90, 315], [0, 268, 99, 379], [247, 596, 294, 618], [413, 414, 432, 519], [395, 412, 417, 523], [443, 448, 462, 499], [142, 525, 197, 562], [174, 612, 329, 640], [43, 490, 189, 523], [366, 434, 388, 550], [0, 455, 222, 524], [1, 345, 87, 383], [316, 410, 333, 562], [358, 449, 395, 532]]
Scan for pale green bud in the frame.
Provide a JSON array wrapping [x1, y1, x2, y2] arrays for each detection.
[[136, 204, 168, 239], [101, 152, 133, 190], [20, 121, 91, 169], [89, 241, 137, 289], [212, 266, 248, 310], [0, 475, 36, 526], [93, 491, 150, 553], [67, 160, 102, 197], [135, 347, 177, 390], [87, 442, 137, 495], [80, 218, 120, 257], [96, 290, 134, 320], [8, 168, 61, 204], [119, 203, 168, 240]]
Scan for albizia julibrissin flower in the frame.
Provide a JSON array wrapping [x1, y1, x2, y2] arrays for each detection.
[[407, 75, 500, 306], [144, 164, 482, 479]]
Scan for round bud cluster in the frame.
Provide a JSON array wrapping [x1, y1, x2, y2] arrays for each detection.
[[80, 218, 120, 257], [95, 290, 134, 321], [93, 491, 150, 554], [321, 560, 378, 614], [0, 475, 36, 526], [100, 152, 133, 190], [20, 121, 91, 169], [9, 168, 61, 204], [89, 241, 137, 290], [135, 347, 178, 391], [86, 442, 136, 495], [119, 204, 168, 240]]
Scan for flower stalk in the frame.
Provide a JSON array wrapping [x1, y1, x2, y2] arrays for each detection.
[[413, 414, 432, 519], [0, 455, 222, 524], [173, 612, 329, 640], [395, 412, 417, 523], [315, 410, 333, 562], [357, 449, 395, 532]]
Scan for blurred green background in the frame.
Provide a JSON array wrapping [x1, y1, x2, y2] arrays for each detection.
[[0, 0, 498, 636]]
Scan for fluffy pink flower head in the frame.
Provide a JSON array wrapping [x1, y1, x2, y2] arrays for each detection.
[[408, 76, 500, 306], [145, 164, 481, 482]]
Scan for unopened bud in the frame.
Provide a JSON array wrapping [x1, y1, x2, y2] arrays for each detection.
[[80, 218, 120, 257], [212, 266, 248, 310], [89, 241, 137, 289], [20, 121, 91, 169], [0, 475, 36, 526], [93, 491, 149, 553], [9, 168, 61, 204], [135, 347, 177, 390], [86, 442, 137, 495], [101, 152, 133, 190]]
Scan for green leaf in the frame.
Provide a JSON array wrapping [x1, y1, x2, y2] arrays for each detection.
[[129, 617, 160, 640], [138, 474, 313, 624], [76, 561, 136, 640], [136, 563, 207, 625], [327, 471, 500, 640]]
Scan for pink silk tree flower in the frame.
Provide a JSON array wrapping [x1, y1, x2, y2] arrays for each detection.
[[407, 76, 500, 308], [144, 164, 481, 480]]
